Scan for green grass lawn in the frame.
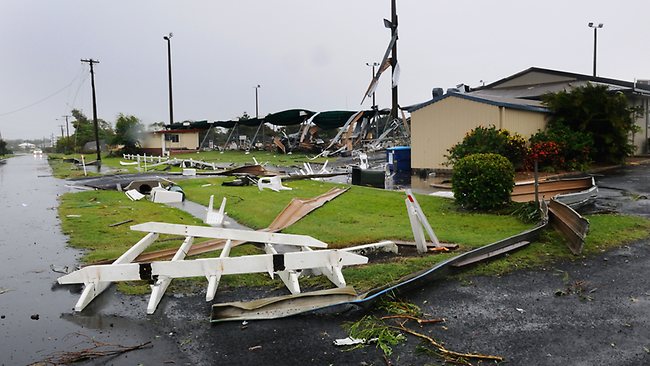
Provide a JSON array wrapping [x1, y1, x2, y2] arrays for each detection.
[[179, 178, 532, 248], [57, 177, 650, 295]]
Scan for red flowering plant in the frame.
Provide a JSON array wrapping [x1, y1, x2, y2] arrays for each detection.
[[527, 124, 593, 172], [526, 141, 564, 171]]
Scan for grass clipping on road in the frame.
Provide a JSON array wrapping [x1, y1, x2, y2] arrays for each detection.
[[58, 179, 650, 294]]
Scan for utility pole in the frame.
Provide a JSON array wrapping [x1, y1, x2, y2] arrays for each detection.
[[59, 124, 65, 140], [62, 115, 71, 139], [390, 0, 398, 120], [81, 58, 101, 163]]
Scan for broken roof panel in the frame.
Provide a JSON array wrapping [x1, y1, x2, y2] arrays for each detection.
[[264, 109, 316, 126]]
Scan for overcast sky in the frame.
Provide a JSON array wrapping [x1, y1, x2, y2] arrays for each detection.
[[1, 0, 649, 140]]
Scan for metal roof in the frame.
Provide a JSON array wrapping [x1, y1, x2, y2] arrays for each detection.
[[477, 67, 650, 94], [406, 92, 550, 114]]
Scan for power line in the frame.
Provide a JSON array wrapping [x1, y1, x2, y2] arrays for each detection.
[[0, 70, 85, 117]]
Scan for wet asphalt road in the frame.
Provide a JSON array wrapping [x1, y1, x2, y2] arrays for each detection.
[[1, 155, 648, 365], [0, 155, 190, 366]]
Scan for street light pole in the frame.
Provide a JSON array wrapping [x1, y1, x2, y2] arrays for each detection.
[[588, 22, 604, 77], [163, 33, 174, 126], [366, 62, 379, 108], [255, 85, 260, 119], [254, 85, 265, 149]]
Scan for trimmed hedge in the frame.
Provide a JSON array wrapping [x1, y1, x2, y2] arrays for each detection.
[[452, 153, 515, 210]]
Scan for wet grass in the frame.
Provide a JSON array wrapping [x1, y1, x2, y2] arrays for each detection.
[[58, 181, 650, 296], [47, 154, 102, 179], [458, 214, 650, 278], [179, 178, 531, 247], [57, 190, 261, 264]]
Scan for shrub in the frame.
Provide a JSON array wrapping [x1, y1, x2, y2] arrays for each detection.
[[542, 84, 641, 164], [446, 125, 527, 169], [528, 124, 593, 171], [452, 153, 515, 210]]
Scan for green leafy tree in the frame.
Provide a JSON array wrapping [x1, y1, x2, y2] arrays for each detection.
[[542, 84, 642, 164], [112, 114, 144, 154], [70, 109, 114, 152], [0, 138, 10, 155], [54, 136, 75, 154]]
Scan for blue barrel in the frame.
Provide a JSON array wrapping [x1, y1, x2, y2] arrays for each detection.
[[386, 146, 411, 174]]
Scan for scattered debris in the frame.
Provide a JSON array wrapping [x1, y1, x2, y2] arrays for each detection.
[[50, 264, 73, 274], [211, 287, 359, 322], [248, 345, 262, 351], [210, 222, 548, 322], [404, 189, 444, 253], [452, 240, 530, 268], [548, 199, 589, 255], [333, 336, 376, 346], [257, 176, 292, 192], [108, 219, 133, 227], [342, 241, 398, 255], [205, 195, 227, 226], [150, 186, 184, 203], [33, 332, 152, 365], [512, 176, 597, 204], [554, 271, 595, 301], [65, 214, 81, 218], [0, 288, 10, 295], [92, 188, 350, 265], [30, 314, 39, 320], [58, 222, 367, 314], [125, 189, 145, 201], [342, 298, 503, 364]]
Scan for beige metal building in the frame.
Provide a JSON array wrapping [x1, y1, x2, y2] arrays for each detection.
[[408, 93, 548, 171], [408, 67, 650, 171]]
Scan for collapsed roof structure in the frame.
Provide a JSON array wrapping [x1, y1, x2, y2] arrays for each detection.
[[164, 107, 409, 156]]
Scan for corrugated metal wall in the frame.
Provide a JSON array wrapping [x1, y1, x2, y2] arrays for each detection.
[[411, 96, 547, 170]]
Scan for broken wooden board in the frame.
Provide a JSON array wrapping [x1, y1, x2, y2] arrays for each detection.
[[89, 188, 349, 264]]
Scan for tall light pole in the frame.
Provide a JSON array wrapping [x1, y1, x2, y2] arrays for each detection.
[[163, 33, 174, 126], [588, 22, 604, 77], [366, 62, 379, 108], [254, 84, 261, 119]]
